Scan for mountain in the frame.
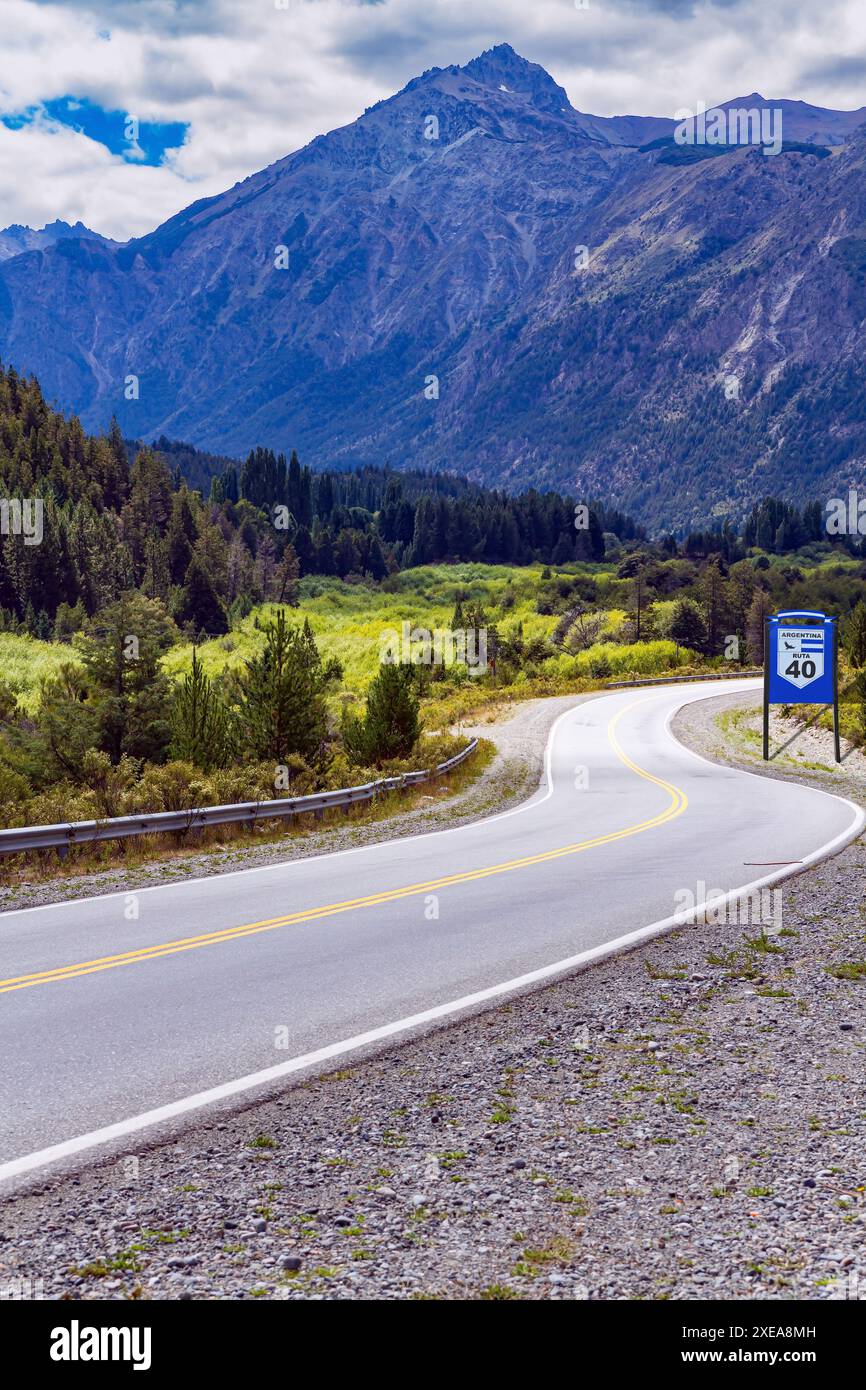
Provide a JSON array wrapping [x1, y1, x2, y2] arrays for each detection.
[[0, 219, 111, 262], [2, 43, 866, 531], [673, 93, 866, 147]]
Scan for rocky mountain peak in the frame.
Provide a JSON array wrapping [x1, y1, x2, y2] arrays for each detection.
[[2, 52, 866, 530], [458, 43, 573, 113], [0, 217, 108, 262]]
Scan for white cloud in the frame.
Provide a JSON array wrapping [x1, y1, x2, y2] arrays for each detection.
[[1, 0, 865, 240]]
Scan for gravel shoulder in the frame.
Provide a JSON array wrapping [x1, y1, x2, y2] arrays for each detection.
[[1, 687, 863, 1302], [671, 688, 866, 806]]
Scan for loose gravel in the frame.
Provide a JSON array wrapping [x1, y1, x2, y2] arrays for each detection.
[[671, 688, 866, 799], [1, 689, 863, 1301]]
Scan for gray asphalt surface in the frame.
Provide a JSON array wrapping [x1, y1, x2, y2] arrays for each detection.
[[0, 680, 860, 1176]]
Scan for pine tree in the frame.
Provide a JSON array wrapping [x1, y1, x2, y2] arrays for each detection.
[[365, 534, 388, 581], [275, 543, 300, 604], [293, 524, 315, 575], [253, 532, 278, 599], [378, 479, 403, 541], [334, 529, 361, 578], [410, 497, 437, 565], [746, 589, 773, 666], [287, 451, 312, 526], [36, 661, 100, 781], [700, 558, 729, 657], [169, 648, 233, 770], [177, 554, 228, 635], [343, 661, 421, 766], [550, 529, 572, 566], [629, 567, 651, 641], [77, 592, 176, 763], [237, 611, 329, 766], [167, 488, 198, 585], [122, 448, 174, 580], [104, 417, 131, 508], [192, 523, 229, 599], [802, 500, 824, 542], [314, 524, 335, 574], [142, 534, 171, 601], [316, 472, 335, 521]]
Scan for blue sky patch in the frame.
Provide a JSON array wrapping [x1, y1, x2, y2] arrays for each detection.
[[1, 95, 188, 165]]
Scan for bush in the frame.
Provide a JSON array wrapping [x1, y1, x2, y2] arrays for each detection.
[[124, 761, 212, 814], [208, 759, 314, 804], [272, 754, 317, 797], [570, 639, 688, 678], [24, 786, 99, 828], [0, 680, 21, 723], [0, 765, 31, 825], [80, 749, 139, 818]]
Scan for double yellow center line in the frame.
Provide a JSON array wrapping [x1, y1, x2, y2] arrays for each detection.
[[0, 701, 688, 995]]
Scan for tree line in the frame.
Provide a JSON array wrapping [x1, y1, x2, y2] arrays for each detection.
[[1, 363, 861, 650], [0, 364, 615, 639]]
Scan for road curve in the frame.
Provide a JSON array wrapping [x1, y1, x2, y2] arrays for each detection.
[[0, 679, 861, 1182]]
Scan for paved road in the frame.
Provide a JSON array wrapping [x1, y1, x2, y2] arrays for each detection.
[[0, 680, 861, 1181]]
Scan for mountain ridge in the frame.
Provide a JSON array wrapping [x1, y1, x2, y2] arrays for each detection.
[[0, 218, 112, 262], [1, 43, 866, 530]]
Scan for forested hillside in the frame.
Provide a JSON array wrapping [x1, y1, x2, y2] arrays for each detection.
[[1, 361, 861, 645], [0, 363, 613, 639]]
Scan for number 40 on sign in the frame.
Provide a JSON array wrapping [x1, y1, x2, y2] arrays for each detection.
[[763, 611, 840, 762]]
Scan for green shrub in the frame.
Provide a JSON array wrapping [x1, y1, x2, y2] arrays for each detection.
[[124, 761, 212, 814], [0, 765, 31, 825]]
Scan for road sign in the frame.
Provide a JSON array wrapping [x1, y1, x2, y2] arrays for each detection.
[[776, 629, 823, 688], [772, 627, 827, 696], [763, 611, 839, 761]]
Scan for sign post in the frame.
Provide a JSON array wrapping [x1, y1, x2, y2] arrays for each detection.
[[763, 618, 771, 762], [763, 610, 840, 762]]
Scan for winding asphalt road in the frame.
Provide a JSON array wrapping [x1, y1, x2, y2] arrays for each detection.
[[0, 679, 861, 1184]]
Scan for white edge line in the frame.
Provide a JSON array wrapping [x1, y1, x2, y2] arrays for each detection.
[[1, 679, 760, 919], [664, 690, 866, 826], [0, 695, 585, 920], [1, 679, 860, 1189]]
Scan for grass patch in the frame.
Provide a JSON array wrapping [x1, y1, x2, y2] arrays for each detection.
[[248, 1133, 279, 1150], [512, 1235, 576, 1279], [827, 961, 866, 981]]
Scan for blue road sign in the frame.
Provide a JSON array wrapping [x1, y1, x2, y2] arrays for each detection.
[[767, 611, 836, 705]]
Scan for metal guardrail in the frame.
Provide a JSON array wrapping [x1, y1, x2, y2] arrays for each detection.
[[0, 740, 479, 859], [607, 670, 762, 689]]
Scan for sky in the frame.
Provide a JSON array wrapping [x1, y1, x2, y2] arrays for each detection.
[[1, 0, 865, 241]]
